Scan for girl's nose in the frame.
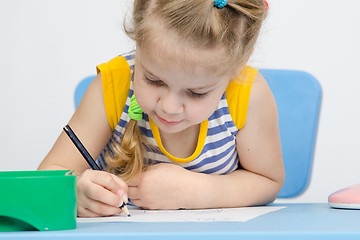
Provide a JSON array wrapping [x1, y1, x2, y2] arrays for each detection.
[[158, 91, 183, 115]]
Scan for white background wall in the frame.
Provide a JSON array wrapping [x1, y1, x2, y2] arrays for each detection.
[[1, 0, 359, 203]]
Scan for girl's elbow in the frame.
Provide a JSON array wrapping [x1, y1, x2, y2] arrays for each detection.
[[271, 171, 285, 202]]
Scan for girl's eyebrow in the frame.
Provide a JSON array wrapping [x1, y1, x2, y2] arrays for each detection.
[[190, 81, 220, 91], [141, 62, 162, 80]]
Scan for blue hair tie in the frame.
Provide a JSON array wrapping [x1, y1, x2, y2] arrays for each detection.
[[214, 0, 227, 8]]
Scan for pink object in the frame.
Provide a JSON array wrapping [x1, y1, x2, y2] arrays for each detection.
[[328, 184, 360, 209]]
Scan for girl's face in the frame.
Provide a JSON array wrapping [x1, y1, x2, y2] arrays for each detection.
[[133, 46, 231, 134]]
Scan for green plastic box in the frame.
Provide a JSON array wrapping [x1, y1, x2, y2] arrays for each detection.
[[0, 170, 76, 231]]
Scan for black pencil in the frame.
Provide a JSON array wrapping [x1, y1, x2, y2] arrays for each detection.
[[63, 124, 131, 217], [63, 125, 100, 170]]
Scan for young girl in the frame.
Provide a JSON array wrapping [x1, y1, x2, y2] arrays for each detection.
[[38, 0, 284, 217]]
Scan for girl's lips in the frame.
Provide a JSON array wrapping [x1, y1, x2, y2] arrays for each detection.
[[156, 115, 182, 126]]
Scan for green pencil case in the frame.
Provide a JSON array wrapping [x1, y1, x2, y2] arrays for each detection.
[[0, 170, 76, 231]]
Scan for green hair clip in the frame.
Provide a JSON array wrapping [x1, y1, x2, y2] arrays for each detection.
[[128, 94, 144, 121]]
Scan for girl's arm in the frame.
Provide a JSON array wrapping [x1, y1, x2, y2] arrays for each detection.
[[38, 74, 129, 217], [218, 71, 285, 206], [202, 72, 284, 207], [38, 73, 112, 174], [128, 73, 284, 209]]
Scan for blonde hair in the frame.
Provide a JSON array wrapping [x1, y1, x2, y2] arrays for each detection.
[[105, 0, 268, 183], [127, 0, 268, 72], [105, 119, 152, 183]]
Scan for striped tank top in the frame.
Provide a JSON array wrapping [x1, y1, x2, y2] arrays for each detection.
[[96, 50, 257, 175]]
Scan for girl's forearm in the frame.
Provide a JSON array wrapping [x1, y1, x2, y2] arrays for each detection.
[[185, 169, 283, 209], [37, 163, 84, 176], [37, 163, 68, 171]]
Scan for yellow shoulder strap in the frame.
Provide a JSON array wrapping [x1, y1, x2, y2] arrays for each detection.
[[225, 65, 258, 130], [96, 56, 131, 131]]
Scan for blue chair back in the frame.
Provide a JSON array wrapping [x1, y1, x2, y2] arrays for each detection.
[[259, 69, 322, 198], [74, 70, 322, 198], [74, 76, 95, 108]]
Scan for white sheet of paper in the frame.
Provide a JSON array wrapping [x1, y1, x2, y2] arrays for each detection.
[[77, 206, 285, 223]]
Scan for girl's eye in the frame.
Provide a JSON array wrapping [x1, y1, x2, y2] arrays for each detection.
[[144, 77, 165, 86], [187, 90, 208, 99], [144, 76, 207, 98]]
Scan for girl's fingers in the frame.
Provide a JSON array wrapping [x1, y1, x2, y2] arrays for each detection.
[[79, 196, 122, 217], [128, 177, 140, 187], [128, 186, 140, 200], [88, 170, 123, 193], [110, 173, 129, 202], [77, 205, 102, 218], [82, 170, 128, 206], [77, 170, 130, 216], [85, 183, 123, 207]]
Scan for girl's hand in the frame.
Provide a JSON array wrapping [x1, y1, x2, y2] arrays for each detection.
[[77, 169, 129, 217], [128, 163, 196, 210]]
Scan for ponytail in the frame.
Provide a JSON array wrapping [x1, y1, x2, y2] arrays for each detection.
[[105, 95, 150, 183]]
